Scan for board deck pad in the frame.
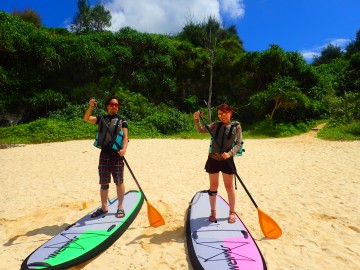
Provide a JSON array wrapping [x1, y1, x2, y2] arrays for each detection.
[[21, 190, 144, 270], [186, 191, 267, 270]]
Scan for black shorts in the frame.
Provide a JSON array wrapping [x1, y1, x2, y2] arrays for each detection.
[[205, 156, 236, 174], [98, 151, 124, 184]]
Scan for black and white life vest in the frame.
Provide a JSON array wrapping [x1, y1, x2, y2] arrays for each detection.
[[93, 115, 125, 151], [209, 121, 244, 156]]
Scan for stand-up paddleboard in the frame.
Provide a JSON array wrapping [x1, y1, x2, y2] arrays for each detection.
[[186, 191, 267, 270], [21, 190, 144, 270]]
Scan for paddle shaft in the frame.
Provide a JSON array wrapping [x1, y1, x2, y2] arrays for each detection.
[[199, 114, 258, 208], [93, 104, 149, 202], [122, 157, 149, 202]]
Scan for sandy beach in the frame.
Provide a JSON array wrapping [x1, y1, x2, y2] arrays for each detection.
[[1, 130, 359, 270]]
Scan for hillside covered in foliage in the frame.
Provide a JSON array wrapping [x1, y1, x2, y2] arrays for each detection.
[[0, 10, 359, 141]]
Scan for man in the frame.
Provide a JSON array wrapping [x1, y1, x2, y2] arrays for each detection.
[[83, 97, 128, 218]]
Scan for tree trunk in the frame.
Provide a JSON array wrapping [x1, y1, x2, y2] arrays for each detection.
[[207, 49, 214, 122], [270, 99, 282, 119]]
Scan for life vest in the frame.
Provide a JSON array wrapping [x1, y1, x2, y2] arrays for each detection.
[[209, 121, 245, 156], [93, 115, 125, 151]]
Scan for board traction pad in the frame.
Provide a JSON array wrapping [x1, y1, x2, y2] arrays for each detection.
[[21, 190, 144, 270]]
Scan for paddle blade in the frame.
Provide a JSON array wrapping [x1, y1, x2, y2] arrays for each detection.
[[146, 201, 165, 227], [257, 208, 282, 239]]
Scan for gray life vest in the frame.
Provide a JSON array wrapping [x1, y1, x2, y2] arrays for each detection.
[[93, 115, 125, 151], [209, 121, 245, 156]]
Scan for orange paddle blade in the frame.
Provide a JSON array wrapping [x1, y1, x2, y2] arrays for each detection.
[[257, 208, 282, 239], [146, 201, 165, 227]]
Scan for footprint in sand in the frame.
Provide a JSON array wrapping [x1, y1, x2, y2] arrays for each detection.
[[347, 226, 360, 233]]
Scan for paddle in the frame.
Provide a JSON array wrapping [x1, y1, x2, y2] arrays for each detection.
[[199, 113, 282, 239], [93, 103, 165, 227]]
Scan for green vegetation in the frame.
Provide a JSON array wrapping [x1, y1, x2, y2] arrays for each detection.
[[0, 7, 359, 143], [318, 92, 360, 141], [0, 118, 95, 144], [70, 0, 111, 33], [318, 121, 360, 141], [0, 114, 322, 144], [244, 118, 316, 138], [0, 88, 325, 144], [0, 89, 193, 144]]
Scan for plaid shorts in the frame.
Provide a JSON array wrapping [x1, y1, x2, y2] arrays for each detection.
[[98, 151, 124, 184]]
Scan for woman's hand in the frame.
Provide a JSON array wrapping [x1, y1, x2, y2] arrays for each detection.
[[221, 152, 231, 160], [193, 111, 201, 120]]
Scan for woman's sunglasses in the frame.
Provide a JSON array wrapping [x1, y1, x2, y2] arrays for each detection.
[[217, 112, 228, 117]]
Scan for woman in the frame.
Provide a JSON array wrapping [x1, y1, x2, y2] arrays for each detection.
[[193, 104, 242, 223]]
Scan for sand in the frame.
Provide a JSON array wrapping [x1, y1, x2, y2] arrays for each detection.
[[0, 129, 359, 270]]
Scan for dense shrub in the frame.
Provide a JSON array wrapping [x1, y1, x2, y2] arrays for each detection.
[[0, 118, 96, 144], [318, 121, 360, 140], [115, 88, 152, 121], [142, 105, 193, 135], [246, 117, 313, 138], [326, 92, 360, 123], [48, 103, 90, 120]]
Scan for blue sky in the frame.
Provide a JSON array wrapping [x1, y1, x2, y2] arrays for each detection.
[[1, 0, 359, 62]]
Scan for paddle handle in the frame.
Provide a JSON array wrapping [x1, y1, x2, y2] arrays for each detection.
[[199, 114, 258, 208]]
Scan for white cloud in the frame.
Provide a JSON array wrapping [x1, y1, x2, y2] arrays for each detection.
[[220, 0, 245, 19], [300, 50, 320, 62], [104, 0, 245, 34], [300, 38, 351, 62], [324, 38, 351, 50]]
